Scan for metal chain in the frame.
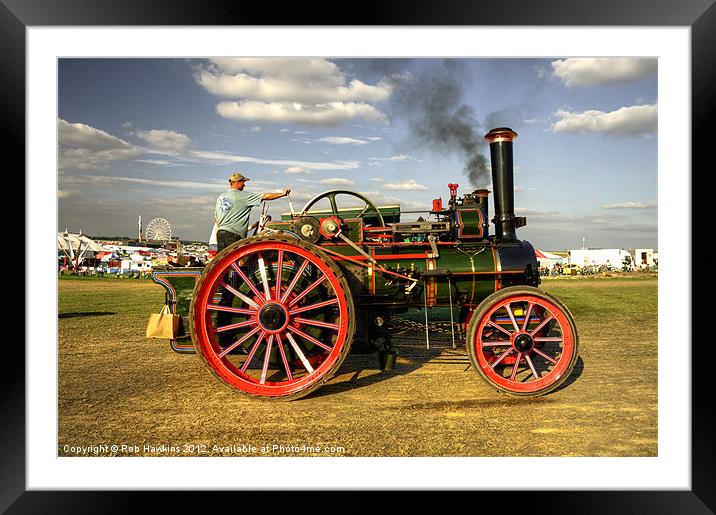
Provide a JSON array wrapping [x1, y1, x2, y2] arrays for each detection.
[[388, 317, 465, 340]]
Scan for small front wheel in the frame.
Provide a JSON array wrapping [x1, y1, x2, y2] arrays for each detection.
[[466, 286, 579, 396]]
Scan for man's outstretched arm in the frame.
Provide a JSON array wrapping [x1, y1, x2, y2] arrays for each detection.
[[262, 189, 291, 201]]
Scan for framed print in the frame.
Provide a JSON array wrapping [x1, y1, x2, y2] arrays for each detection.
[[6, 0, 713, 512]]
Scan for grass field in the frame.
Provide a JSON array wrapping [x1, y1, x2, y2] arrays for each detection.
[[58, 273, 658, 457]]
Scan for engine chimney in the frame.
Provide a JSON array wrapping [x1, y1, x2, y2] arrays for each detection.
[[484, 127, 518, 241]]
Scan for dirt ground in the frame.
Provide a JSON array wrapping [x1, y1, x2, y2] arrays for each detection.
[[57, 275, 657, 457]]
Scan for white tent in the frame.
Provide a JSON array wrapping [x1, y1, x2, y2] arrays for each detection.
[[58, 232, 109, 267], [535, 249, 565, 269]]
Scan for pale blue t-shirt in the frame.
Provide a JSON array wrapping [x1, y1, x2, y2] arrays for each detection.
[[214, 189, 263, 237]]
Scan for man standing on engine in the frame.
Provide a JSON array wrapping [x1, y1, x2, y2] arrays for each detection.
[[214, 172, 291, 251], [214, 172, 291, 348]]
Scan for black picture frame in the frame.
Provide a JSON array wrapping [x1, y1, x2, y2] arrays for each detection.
[[6, 0, 712, 512]]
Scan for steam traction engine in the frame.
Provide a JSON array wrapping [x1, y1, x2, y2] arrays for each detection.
[[152, 128, 579, 400]]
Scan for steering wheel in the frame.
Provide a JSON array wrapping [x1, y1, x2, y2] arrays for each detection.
[[299, 190, 385, 226]]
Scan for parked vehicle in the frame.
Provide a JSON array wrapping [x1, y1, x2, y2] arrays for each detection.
[[562, 263, 581, 276]]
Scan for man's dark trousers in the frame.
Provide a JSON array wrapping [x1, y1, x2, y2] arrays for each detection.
[[216, 230, 242, 345]]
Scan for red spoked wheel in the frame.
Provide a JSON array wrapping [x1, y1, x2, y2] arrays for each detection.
[[466, 286, 579, 396], [189, 234, 355, 400]]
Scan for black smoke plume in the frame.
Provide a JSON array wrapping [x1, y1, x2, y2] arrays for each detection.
[[387, 60, 490, 188]]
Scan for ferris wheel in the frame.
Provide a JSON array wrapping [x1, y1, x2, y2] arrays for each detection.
[[145, 217, 173, 241]]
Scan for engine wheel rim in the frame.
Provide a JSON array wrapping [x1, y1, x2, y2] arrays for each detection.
[[193, 241, 350, 397], [299, 189, 386, 226], [472, 294, 575, 393]]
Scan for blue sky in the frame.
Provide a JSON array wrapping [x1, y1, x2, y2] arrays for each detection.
[[58, 58, 657, 250]]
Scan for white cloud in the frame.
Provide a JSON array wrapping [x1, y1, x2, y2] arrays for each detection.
[[550, 103, 657, 136], [317, 136, 369, 145], [320, 178, 355, 186], [204, 58, 346, 85], [189, 149, 359, 171], [551, 58, 657, 87], [285, 166, 310, 175], [58, 119, 141, 171], [197, 72, 392, 104], [515, 207, 559, 217], [57, 119, 364, 176], [133, 159, 191, 167], [195, 58, 392, 104], [62, 174, 279, 191], [280, 128, 291, 133], [59, 119, 132, 151], [382, 179, 427, 191], [602, 200, 657, 209], [249, 126, 262, 133], [216, 101, 387, 127], [62, 174, 224, 190], [59, 148, 133, 172], [195, 58, 391, 127], [134, 129, 192, 153], [366, 137, 383, 141], [369, 154, 409, 162], [370, 177, 384, 182]]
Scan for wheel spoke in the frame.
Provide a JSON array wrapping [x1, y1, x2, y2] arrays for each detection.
[[525, 353, 540, 379], [285, 332, 315, 374], [219, 326, 262, 359], [534, 337, 563, 343], [293, 317, 339, 330], [275, 333, 293, 381], [230, 262, 265, 301], [260, 334, 274, 384], [481, 340, 511, 347], [506, 303, 520, 333], [257, 254, 272, 300], [490, 347, 514, 368], [280, 259, 309, 303], [532, 347, 558, 365], [487, 320, 512, 336], [509, 352, 523, 380], [288, 326, 333, 351], [357, 203, 370, 217], [207, 304, 255, 315], [221, 281, 260, 309], [287, 274, 328, 308], [215, 318, 257, 333], [522, 302, 534, 331], [239, 331, 266, 370], [289, 298, 339, 315], [276, 249, 284, 294], [529, 314, 554, 336]]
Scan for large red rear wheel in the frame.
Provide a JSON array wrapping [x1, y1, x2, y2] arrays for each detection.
[[190, 235, 354, 400], [466, 286, 579, 396]]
